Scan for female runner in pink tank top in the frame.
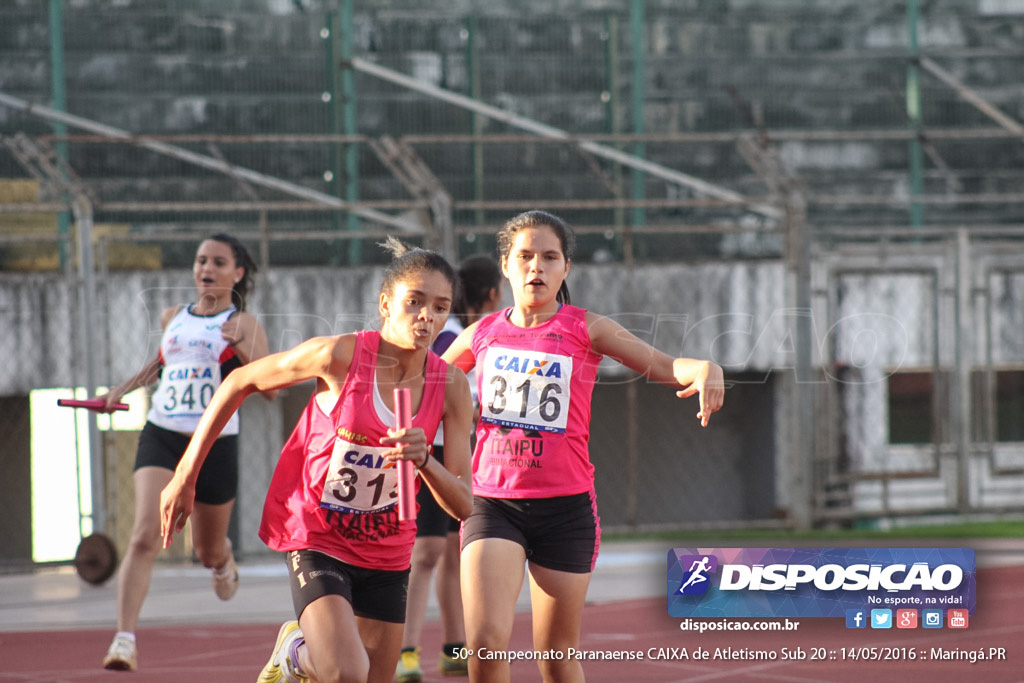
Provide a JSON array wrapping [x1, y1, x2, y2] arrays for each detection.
[[160, 237, 475, 683], [443, 210, 725, 683]]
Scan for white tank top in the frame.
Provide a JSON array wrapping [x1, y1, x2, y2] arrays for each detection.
[[147, 304, 241, 435], [432, 316, 468, 447]]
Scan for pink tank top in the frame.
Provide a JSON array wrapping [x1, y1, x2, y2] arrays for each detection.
[[258, 330, 448, 570], [470, 305, 602, 498]]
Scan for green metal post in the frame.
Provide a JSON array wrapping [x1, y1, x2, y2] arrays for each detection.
[[604, 14, 624, 258], [49, 0, 71, 268], [324, 10, 340, 261], [630, 0, 646, 232], [326, 3, 360, 264], [340, 0, 360, 263], [466, 16, 484, 230], [907, 0, 925, 227]]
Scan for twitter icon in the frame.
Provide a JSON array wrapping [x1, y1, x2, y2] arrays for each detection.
[[870, 609, 892, 629]]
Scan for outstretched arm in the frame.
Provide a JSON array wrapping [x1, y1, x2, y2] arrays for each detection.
[[94, 355, 162, 411], [587, 312, 725, 426], [93, 305, 181, 411], [159, 334, 354, 547]]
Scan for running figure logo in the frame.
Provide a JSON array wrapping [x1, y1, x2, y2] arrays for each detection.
[[676, 554, 718, 595]]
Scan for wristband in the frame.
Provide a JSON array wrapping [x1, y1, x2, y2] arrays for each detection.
[[417, 445, 433, 471]]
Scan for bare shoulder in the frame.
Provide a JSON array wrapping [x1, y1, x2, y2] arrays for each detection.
[[445, 363, 470, 390], [450, 320, 479, 348], [443, 363, 471, 403], [294, 332, 356, 361], [322, 332, 358, 374], [266, 333, 358, 389], [160, 304, 184, 329], [584, 309, 623, 342], [232, 310, 264, 332]]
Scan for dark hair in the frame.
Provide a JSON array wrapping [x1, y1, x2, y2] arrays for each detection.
[[495, 210, 575, 305], [378, 236, 460, 303], [457, 255, 503, 327], [207, 233, 257, 311]]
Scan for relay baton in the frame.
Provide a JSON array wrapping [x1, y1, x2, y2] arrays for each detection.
[[393, 387, 416, 521], [57, 398, 129, 412]]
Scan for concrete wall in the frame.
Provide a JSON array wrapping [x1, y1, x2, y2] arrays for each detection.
[[0, 261, 789, 550], [3, 240, 1024, 550], [0, 261, 795, 397]]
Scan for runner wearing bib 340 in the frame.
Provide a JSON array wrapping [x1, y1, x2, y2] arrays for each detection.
[[443, 210, 725, 683], [149, 305, 242, 435], [93, 234, 274, 673]]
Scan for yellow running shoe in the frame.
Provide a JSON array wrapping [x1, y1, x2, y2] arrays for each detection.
[[257, 621, 307, 683], [438, 649, 469, 677], [395, 647, 423, 683]]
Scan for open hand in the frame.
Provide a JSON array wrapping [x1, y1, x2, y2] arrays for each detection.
[[159, 475, 196, 549]]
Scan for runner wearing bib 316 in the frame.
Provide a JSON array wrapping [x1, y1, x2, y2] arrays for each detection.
[[471, 306, 601, 499], [442, 210, 725, 683]]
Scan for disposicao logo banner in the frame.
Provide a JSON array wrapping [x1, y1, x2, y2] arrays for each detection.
[[667, 548, 976, 618]]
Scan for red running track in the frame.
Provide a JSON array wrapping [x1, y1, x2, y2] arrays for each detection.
[[2, 564, 1022, 683]]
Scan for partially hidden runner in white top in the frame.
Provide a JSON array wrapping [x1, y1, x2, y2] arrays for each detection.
[[398, 255, 504, 682]]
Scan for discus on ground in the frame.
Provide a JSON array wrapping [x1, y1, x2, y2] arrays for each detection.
[[74, 532, 119, 585]]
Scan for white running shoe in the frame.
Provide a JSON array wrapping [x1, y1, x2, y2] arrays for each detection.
[[213, 541, 240, 600], [102, 633, 137, 671]]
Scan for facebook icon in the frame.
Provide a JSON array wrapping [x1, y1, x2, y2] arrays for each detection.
[[845, 609, 867, 629]]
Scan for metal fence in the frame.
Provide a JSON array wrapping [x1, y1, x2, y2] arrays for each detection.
[[813, 235, 1024, 523], [4, 0, 1024, 253], [3, 0, 1024, 571], [4, 226, 1024, 572]]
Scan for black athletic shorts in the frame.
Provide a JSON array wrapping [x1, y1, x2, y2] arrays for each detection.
[[286, 549, 409, 623], [134, 421, 238, 505], [460, 491, 601, 574], [415, 445, 461, 538]]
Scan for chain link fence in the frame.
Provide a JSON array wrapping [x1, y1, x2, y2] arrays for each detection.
[[1, 235, 789, 568], [5, 215, 1024, 570], [4, 1, 1024, 570]]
